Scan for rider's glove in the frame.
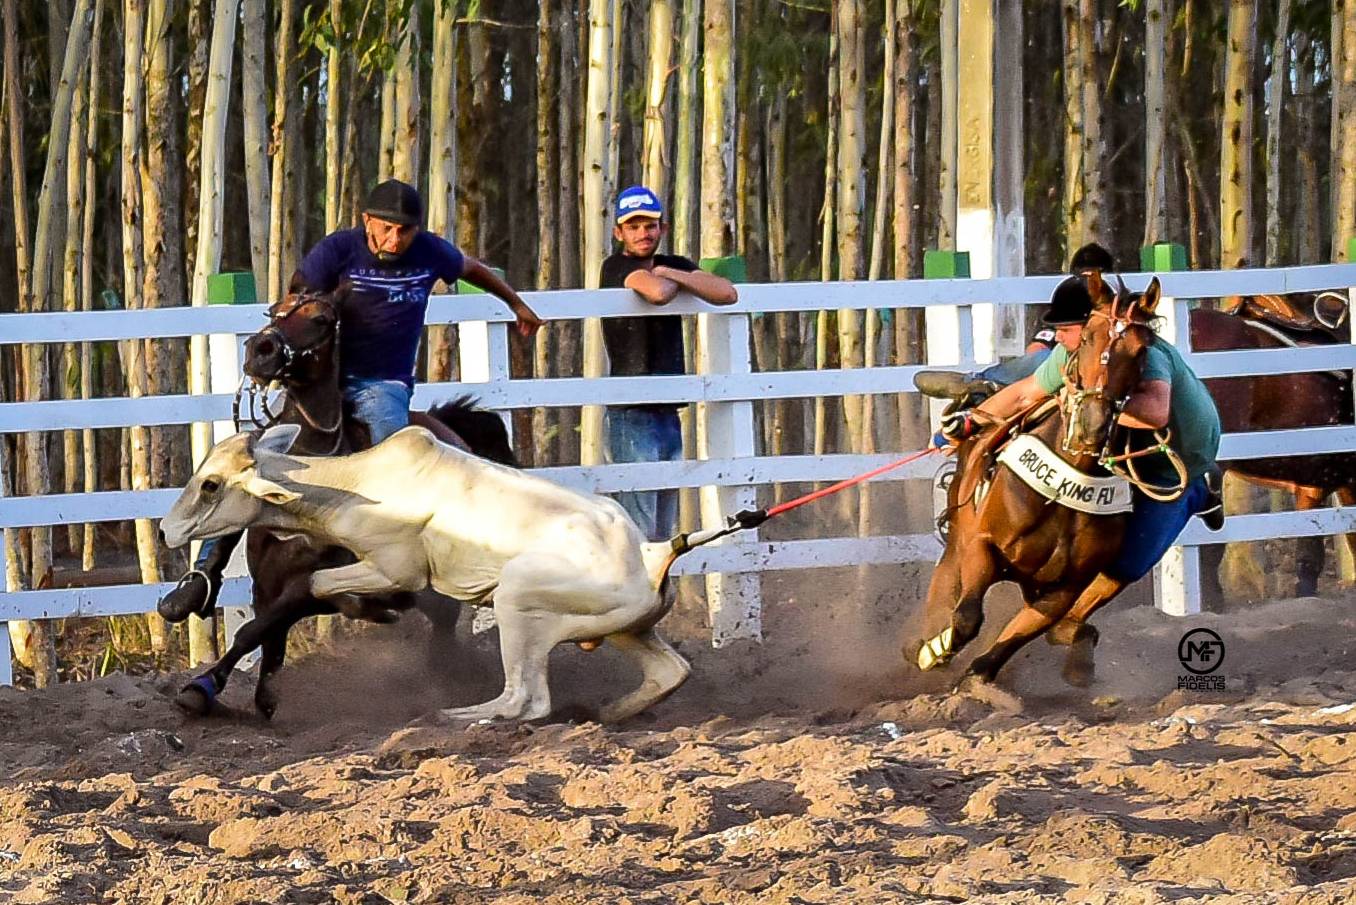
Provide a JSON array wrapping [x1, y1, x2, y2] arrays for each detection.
[[939, 409, 982, 444]]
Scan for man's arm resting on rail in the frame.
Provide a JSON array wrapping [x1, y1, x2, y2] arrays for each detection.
[[654, 266, 739, 305], [623, 268, 681, 305]]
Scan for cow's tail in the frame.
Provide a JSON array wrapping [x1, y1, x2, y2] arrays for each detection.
[[635, 542, 681, 630]]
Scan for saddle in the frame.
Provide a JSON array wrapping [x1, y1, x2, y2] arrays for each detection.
[[1221, 293, 1344, 342]]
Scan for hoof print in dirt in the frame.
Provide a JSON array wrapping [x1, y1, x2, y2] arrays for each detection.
[[954, 675, 1024, 715], [175, 676, 218, 716]]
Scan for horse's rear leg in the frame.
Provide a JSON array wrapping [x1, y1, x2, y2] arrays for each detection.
[[911, 541, 998, 672], [1294, 487, 1327, 597], [1044, 572, 1127, 687], [965, 586, 1077, 685]]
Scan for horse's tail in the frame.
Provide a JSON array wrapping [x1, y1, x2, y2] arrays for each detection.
[[426, 396, 518, 467]]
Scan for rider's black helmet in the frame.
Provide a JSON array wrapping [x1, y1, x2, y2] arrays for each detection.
[[1043, 275, 1094, 326]]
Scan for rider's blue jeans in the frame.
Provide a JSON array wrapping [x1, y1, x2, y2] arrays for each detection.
[[1106, 474, 1213, 584], [343, 377, 412, 445], [607, 406, 683, 542]]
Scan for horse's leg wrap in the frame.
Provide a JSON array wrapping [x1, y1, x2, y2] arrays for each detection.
[[917, 626, 956, 671], [175, 673, 221, 716]]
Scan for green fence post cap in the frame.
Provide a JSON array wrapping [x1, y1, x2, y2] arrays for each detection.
[[923, 250, 970, 279], [1139, 243, 1187, 273], [206, 272, 259, 304], [698, 255, 747, 283], [456, 266, 506, 294], [1346, 237, 1356, 263]]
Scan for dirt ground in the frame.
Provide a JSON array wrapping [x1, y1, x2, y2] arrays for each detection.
[[3, 565, 1356, 904]]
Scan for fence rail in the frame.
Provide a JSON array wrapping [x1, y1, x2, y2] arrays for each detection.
[[3, 263, 1356, 684]]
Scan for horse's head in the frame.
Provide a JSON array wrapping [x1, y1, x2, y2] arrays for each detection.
[[1062, 274, 1160, 459], [243, 287, 341, 386]]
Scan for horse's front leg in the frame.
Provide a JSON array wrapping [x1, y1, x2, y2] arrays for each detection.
[[1043, 572, 1126, 687], [311, 559, 409, 599], [911, 537, 999, 672]]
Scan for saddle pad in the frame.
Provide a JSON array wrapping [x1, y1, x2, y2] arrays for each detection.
[[996, 434, 1133, 515]]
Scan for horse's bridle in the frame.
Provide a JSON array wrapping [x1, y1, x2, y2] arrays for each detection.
[[235, 294, 345, 451], [1060, 294, 1187, 502]]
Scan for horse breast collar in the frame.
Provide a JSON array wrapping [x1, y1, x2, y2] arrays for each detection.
[[996, 434, 1133, 515]]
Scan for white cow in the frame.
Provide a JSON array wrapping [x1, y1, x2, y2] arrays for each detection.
[[160, 423, 690, 723]]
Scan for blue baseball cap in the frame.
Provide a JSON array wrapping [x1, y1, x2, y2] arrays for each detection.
[[615, 185, 664, 223]]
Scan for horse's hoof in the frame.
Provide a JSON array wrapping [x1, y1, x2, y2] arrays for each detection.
[[955, 674, 1023, 714], [1062, 637, 1097, 688], [254, 688, 278, 721], [175, 676, 218, 716], [916, 627, 956, 671]]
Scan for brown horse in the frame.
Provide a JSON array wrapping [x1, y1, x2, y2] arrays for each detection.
[[174, 283, 516, 718], [1189, 294, 1355, 597], [908, 274, 1166, 691]]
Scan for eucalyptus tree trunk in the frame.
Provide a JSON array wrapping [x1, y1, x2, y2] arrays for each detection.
[[142, 0, 187, 491], [1294, 32, 1322, 263], [1143, 0, 1169, 246], [2, 0, 42, 680], [938, 0, 956, 249], [701, 0, 735, 257], [642, 0, 675, 201], [391, 1, 420, 185], [185, 0, 210, 270], [241, 0, 269, 297], [531, 0, 557, 465], [324, 0, 344, 234], [427, 0, 458, 382], [183, 0, 238, 665], [765, 91, 787, 282], [1334, 1, 1356, 260], [580, 0, 613, 466], [815, 24, 838, 459], [121, 0, 166, 652], [1220, 0, 1265, 598], [556, 3, 581, 289], [1264, 0, 1291, 264], [604, 0, 623, 207], [21, 0, 97, 686], [80, 0, 103, 571], [267, 0, 298, 304], [1062, 0, 1102, 252], [379, 62, 395, 180], [1220, 0, 1256, 268], [672, 0, 701, 261], [62, 30, 89, 557]]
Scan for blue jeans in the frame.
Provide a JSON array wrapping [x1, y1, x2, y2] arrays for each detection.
[[343, 377, 412, 444], [1107, 474, 1213, 583], [607, 407, 683, 542]]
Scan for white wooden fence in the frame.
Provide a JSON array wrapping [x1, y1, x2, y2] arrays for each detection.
[[2, 264, 1355, 685]]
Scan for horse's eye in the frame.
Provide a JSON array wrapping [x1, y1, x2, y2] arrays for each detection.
[[201, 478, 221, 495]]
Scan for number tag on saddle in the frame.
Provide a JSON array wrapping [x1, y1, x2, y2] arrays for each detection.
[[996, 434, 1133, 515]]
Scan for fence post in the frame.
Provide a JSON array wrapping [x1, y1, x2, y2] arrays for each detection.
[[456, 271, 512, 635], [922, 251, 974, 515], [206, 272, 257, 666], [0, 525, 10, 686], [1144, 243, 1202, 616], [696, 256, 760, 646]]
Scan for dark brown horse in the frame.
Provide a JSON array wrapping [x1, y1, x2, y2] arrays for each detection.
[[909, 274, 1165, 692], [175, 283, 516, 718], [1189, 293, 1354, 597]]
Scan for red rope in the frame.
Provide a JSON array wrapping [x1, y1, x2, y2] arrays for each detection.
[[763, 446, 940, 520]]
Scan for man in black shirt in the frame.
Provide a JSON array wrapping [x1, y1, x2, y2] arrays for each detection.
[[599, 185, 738, 540]]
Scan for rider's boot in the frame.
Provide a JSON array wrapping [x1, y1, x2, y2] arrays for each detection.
[[913, 370, 974, 399], [1198, 466, 1225, 532], [157, 531, 242, 622]]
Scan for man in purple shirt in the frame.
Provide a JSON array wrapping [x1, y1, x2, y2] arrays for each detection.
[[157, 180, 542, 623]]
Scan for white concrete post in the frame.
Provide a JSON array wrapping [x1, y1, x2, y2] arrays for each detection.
[[0, 526, 10, 686], [1152, 291, 1202, 616], [696, 308, 761, 645]]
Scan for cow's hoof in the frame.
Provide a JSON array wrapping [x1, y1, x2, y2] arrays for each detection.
[[955, 674, 1023, 714], [915, 627, 956, 671], [175, 675, 218, 716]]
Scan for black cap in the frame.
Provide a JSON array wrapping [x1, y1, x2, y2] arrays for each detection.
[[364, 179, 423, 226], [1043, 275, 1094, 326], [1069, 242, 1116, 273]]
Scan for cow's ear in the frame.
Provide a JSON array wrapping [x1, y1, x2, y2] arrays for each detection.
[[253, 423, 301, 456], [242, 476, 300, 506], [1138, 277, 1162, 317]]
